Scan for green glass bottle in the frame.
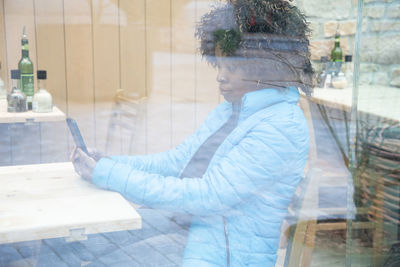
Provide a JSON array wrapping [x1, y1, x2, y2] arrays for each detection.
[[330, 33, 343, 62], [18, 26, 34, 110]]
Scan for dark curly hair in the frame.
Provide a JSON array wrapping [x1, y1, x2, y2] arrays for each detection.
[[234, 0, 311, 37], [195, 0, 314, 95], [196, 0, 311, 58]]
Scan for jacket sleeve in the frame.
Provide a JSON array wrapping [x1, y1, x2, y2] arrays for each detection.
[[107, 107, 223, 177], [109, 135, 193, 177], [92, 122, 305, 216]]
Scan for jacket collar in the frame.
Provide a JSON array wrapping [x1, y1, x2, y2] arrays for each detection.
[[222, 86, 300, 120]]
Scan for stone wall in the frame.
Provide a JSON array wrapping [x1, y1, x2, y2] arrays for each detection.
[[296, 0, 400, 87]]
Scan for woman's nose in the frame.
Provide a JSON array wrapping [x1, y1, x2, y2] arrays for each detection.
[[217, 72, 228, 84]]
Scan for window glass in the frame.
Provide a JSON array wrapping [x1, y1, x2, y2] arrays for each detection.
[[0, 1, 398, 267]]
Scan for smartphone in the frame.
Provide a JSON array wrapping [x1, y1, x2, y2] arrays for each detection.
[[66, 117, 89, 155]]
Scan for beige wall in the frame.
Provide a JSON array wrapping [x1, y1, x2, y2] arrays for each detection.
[[0, 0, 220, 154]]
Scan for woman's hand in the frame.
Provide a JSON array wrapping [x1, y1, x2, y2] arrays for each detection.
[[70, 147, 97, 182], [87, 148, 106, 162]]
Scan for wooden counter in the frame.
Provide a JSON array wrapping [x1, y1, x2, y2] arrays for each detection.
[[0, 162, 141, 244], [310, 85, 400, 122]]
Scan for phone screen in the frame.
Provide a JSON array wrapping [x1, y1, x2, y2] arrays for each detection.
[[66, 118, 89, 155]]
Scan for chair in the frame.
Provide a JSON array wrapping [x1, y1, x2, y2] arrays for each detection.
[[354, 124, 400, 266], [280, 96, 355, 267], [278, 95, 321, 267], [105, 89, 146, 156], [283, 169, 320, 267], [281, 98, 398, 266]]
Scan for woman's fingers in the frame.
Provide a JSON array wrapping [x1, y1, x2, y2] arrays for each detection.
[[74, 148, 97, 180], [90, 151, 100, 161], [72, 161, 82, 176], [71, 148, 97, 182], [87, 147, 96, 158], [78, 149, 97, 168], [69, 146, 78, 161], [72, 155, 83, 176], [83, 147, 103, 162]]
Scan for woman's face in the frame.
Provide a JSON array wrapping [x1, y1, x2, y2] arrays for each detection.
[[216, 54, 299, 102], [216, 58, 259, 102]]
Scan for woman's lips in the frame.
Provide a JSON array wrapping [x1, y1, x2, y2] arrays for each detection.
[[220, 88, 232, 94]]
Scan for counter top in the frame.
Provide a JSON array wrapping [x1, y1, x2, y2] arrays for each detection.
[[310, 85, 400, 121]]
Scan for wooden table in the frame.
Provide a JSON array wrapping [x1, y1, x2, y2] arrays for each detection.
[[0, 99, 66, 123], [0, 162, 141, 244]]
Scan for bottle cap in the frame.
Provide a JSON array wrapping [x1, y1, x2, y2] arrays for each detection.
[[37, 70, 47, 80], [321, 56, 328, 63], [345, 55, 352, 62], [22, 26, 27, 39], [11, 69, 20, 79]]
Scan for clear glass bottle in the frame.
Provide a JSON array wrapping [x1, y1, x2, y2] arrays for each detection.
[[7, 69, 27, 112], [332, 71, 347, 89], [318, 56, 329, 88], [32, 70, 52, 113], [344, 55, 353, 87], [18, 26, 34, 110]]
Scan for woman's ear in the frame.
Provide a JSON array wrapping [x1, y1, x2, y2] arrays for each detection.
[[215, 45, 223, 58]]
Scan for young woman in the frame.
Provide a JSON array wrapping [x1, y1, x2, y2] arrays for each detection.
[[72, 1, 313, 266]]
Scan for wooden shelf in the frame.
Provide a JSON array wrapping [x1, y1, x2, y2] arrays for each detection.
[[0, 99, 66, 123]]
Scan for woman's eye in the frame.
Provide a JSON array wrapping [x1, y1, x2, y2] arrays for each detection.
[[227, 65, 237, 72]]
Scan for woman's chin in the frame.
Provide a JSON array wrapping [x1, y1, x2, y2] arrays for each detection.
[[222, 94, 238, 103]]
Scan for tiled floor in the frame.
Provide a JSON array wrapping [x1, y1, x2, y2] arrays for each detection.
[[1, 209, 190, 267]]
